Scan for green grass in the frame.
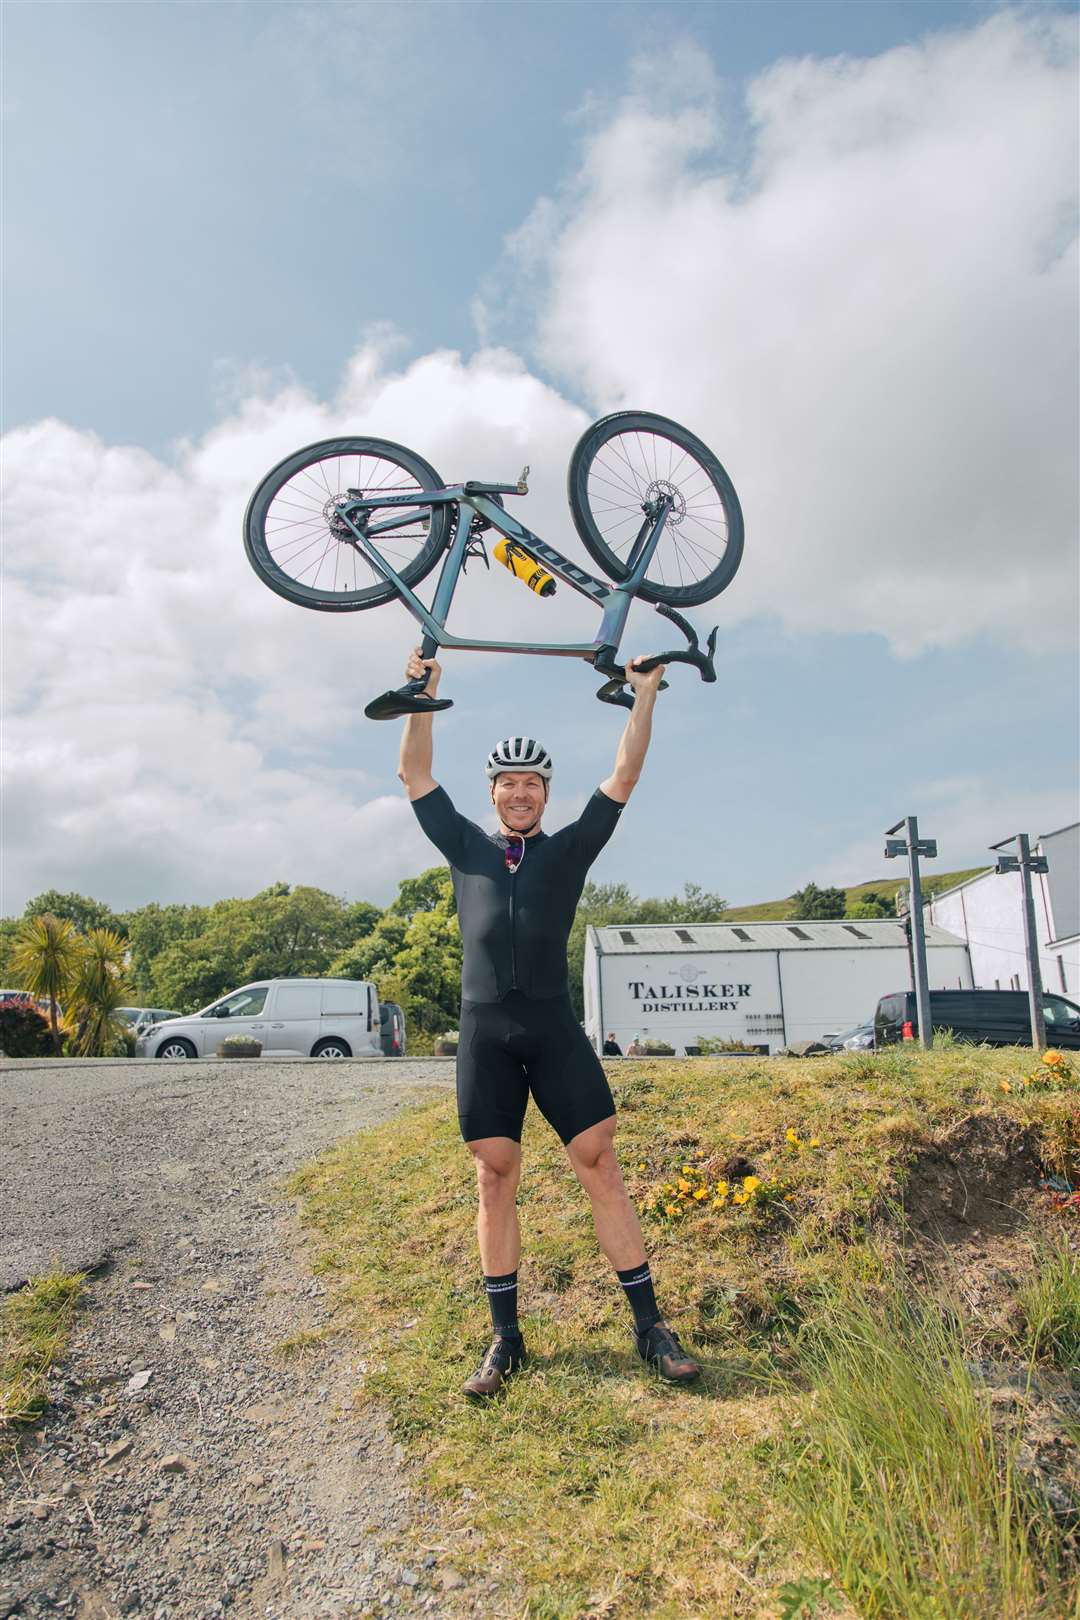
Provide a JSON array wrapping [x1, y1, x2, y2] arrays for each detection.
[[724, 869, 989, 922], [1, 1268, 85, 1435], [288, 1046, 1079, 1619]]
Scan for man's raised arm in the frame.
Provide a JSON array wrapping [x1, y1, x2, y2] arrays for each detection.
[[599, 657, 667, 805], [397, 649, 442, 801]]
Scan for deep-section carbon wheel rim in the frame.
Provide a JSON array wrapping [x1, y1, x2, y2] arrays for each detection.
[[567, 412, 744, 607], [244, 436, 453, 612]]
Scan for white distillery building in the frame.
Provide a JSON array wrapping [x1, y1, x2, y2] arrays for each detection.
[[927, 822, 1079, 999], [583, 919, 972, 1056]]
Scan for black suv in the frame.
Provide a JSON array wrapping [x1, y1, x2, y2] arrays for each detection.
[[874, 988, 1080, 1048]]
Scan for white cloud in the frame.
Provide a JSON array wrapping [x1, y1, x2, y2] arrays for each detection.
[[1, 348, 591, 911], [504, 12, 1078, 654], [3, 12, 1077, 915], [817, 773, 1080, 893]]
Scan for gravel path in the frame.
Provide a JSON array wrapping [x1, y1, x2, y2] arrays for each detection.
[[0, 1057, 500, 1620]]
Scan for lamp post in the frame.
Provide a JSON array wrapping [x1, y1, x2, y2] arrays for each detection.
[[885, 816, 938, 1049], [991, 834, 1049, 1049]]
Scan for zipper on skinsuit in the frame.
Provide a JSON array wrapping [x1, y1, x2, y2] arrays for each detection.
[[509, 866, 518, 990]]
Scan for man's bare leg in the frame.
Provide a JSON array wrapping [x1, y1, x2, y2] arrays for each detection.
[[566, 1116, 700, 1382], [463, 1136, 525, 1397]]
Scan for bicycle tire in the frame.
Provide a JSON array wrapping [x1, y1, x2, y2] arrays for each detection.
[[567, 412, 743, 607], [244, 436, 454, 612]]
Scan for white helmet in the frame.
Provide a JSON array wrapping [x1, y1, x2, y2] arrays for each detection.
[[485, 737, 553, 781]]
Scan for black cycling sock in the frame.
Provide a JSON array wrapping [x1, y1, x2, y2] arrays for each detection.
[[484, 1272, 520, 1340], [617, 1263, 662, 1336]]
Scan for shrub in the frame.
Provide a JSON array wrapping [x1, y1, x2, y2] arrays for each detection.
[[0, 1003, 54, 1057]]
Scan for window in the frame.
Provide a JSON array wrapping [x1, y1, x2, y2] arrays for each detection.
[[213, 986, 268, 1018], [619, 930, 636, 945], [787, 926, 811, 941], [675, 929, 695, 945], [731, 927, 752, 942], [843, 924, 871, 940], [1043, 995, 1080, 1027]]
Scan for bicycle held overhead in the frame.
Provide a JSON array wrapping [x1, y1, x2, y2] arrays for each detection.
[[243, 411, 744, 719]]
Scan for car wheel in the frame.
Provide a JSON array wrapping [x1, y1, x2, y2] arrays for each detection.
[[311, 1038, 352, 1059], [157, 1037, 196, 1059]]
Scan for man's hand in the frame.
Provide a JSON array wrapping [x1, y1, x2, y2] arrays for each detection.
[[625, 655, 665, 696], [406, 647, 442, 695]]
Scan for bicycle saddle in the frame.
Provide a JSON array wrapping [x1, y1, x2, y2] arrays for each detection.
[[364, 688, 454, 722]]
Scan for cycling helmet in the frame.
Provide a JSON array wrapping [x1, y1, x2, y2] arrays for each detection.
[[485, 737, 554, 781]]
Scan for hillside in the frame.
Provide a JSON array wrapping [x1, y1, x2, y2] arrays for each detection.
[[723, 866, 990, 922]]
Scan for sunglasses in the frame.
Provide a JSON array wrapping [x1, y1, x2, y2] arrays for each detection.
[[504, 835, 525, 874]]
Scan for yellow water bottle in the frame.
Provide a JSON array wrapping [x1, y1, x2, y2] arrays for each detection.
[[493, 538, 556, 597]]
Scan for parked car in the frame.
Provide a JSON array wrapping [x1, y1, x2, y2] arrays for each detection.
[[0, 990, 57, 1017], [117, 1006, 182, 1035], [379, 1001, 406, 1057], [135, 978, 381, 1060], [825, 1020, 875, 1051], [874, 989, 1080, 1049]]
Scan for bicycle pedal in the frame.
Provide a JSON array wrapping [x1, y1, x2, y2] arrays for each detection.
[[364, 690, 454, 722]]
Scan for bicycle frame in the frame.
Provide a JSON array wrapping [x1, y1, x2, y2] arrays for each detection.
[[332, 482, 674, 664]]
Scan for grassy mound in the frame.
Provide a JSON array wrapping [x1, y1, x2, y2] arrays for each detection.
[[290, 1048, 1079, 1619]]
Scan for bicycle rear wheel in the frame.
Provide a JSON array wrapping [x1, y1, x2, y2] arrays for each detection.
[[244, 437, 454, 611], [567, 412, 743, 607]]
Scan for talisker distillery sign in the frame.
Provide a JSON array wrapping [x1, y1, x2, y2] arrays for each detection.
[[628, 978, 752, 1013]]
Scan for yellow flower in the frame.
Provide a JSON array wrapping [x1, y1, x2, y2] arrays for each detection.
[[1043, 1050, 1064, 1067], [711, 1195, 727, 1209], [732, 1191, 748, 1205], [785, 1128, 801, 1146], [808, 1137, 821, 1149], [999, 1080, 1012, 1093], [678, 1178, 692, 1193], [636, 1162, 647, 1171], [693, 1186, 708, 1200], [694, 1149, 706, 1159], [784, 1193, 795, 1202], [682, 1164, 692, 1175], [714, 1179, 729, 1196], [742, 1175, 762, 1193], [665, 1203, 678, 1216]]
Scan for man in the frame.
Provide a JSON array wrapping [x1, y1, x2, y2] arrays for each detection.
[[398, 647, 701, 1398], [602, 1032, 623, 1056]]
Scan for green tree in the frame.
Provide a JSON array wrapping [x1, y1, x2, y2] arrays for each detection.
[[792, 882, 847, 920], [123, 902, 209, 999], [69, 928, 133, 1057], [23, 890, 124, 937], [0, 917, 20, 981], [147, 885, 355, 1010], [847, 890, 893, 919], [329, 912, 409, 984], [343, 899, 382, 941], [8, 914, 83, 1053], [390, 866, 456, 920], [390, 891, 463, 1033]]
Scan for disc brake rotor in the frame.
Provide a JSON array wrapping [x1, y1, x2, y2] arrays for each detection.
[[643, 478, 687, 526]]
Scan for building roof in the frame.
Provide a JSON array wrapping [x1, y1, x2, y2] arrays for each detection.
[[587, 920, 967, 954]]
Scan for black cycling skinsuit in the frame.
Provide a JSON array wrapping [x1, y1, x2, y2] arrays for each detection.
[[411, 784, 623, 1144]]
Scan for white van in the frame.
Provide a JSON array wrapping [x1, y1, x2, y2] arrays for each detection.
[[135, 978, 380, 1060]]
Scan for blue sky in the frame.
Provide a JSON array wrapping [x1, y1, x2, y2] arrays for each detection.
[[3, 1, 1078, 915]]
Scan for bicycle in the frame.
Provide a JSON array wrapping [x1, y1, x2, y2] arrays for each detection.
[[243, 410, 744, 719]]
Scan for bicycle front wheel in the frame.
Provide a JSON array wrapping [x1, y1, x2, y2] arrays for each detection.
[[567, 412, 743, 607], [244, 437, 454, 611]]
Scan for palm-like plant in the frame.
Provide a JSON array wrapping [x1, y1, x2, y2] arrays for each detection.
[[9, 914, 82, 1054], [70, 928, 132, 1057]]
